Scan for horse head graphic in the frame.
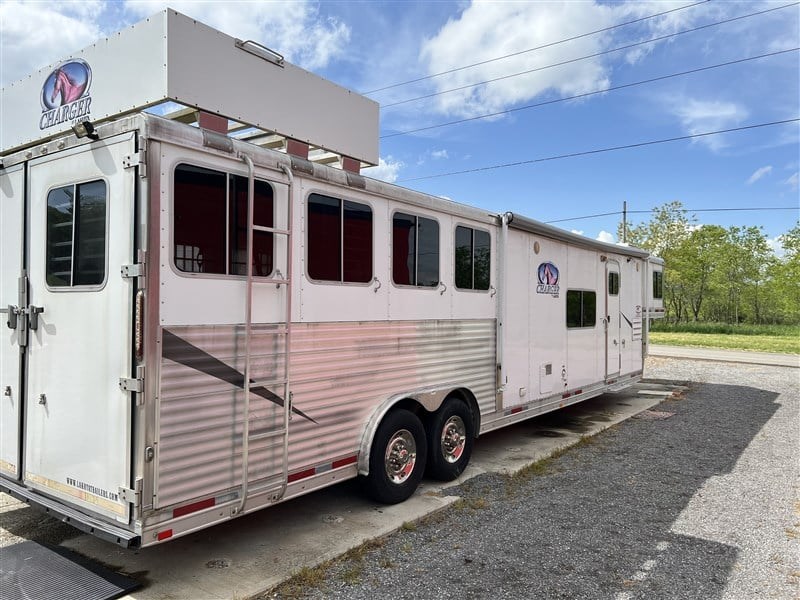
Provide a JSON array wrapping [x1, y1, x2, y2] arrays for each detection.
[[41, 60, 91, 110], [537, 262, 559, 286]]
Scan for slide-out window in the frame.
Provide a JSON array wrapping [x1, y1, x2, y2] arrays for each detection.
[[454, 226, 490, 290], [46, 179, 107, 287], [567, 290, 596, 328], [393, 212, 439, 287], [173, 164, 274, 276], [307, 193, 373, 283]]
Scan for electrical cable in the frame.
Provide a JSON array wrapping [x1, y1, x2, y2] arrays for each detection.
[[362, 0, 711, 95], [381, 48, 798, 139], [381, 3, 798, 109], [396, 118, 800, 183], [547, 207, 800, 224]]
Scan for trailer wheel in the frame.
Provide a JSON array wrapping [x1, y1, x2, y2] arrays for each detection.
[[425, 397, 474, 481], [364, 409, 427, 504]]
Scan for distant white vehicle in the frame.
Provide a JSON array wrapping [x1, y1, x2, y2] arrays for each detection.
[[0, 10, 664, 547]]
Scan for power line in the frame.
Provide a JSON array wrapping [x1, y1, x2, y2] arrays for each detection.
[[397, 118, 800, 183], [362, 0, 711, 95], [381, 3, 799, 110], [547, 207, 800, 224], [381, 48, 798, 139]]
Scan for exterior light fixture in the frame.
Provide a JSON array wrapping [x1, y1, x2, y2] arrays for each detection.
[[72, 121, 99, 140]]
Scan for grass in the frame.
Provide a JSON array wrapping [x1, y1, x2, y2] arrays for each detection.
[[649, 322, 800, 354]]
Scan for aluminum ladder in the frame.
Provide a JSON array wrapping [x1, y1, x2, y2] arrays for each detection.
[[235, 156, 294, 515]]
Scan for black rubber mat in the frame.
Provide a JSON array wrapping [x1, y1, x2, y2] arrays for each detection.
[[1, 540, 141, 600]]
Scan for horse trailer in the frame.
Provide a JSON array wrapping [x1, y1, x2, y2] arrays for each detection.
[[0, 10, 665, 547]]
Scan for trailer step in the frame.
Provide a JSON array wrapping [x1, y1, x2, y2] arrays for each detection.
[[248, 428, 287, 441], [0, 478, 140, 547], [249, 379, 288, 389]]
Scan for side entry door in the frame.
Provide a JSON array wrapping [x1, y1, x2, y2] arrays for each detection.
[[22, 134, 136, 523], [605, 260, 621, 378], [1, 164, 25, 481]]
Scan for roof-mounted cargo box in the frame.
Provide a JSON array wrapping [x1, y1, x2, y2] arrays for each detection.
[[0, 9, 379, 166]]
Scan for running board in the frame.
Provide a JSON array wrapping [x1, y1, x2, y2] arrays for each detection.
[[0, 478, 140, 548]]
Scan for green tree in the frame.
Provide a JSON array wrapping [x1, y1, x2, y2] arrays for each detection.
[[672, 225, 727, 321]]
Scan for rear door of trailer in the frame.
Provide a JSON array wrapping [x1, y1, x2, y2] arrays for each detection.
[[0, 133, 136, 523]]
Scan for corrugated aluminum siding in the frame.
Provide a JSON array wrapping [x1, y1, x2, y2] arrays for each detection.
[[156, 319, 495, 508]]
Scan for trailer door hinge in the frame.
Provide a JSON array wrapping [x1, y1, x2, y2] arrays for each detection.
[[119, 478, 143, 506], [121, 263, 145, 279], [119, 377, 144, 393], [122, 149, 147, 178]]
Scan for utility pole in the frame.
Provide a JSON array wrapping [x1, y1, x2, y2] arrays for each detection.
[[622, 201, 627, 244]]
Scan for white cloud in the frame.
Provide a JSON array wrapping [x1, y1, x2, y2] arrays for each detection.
[[420, 2, 615, 118], [596, 230, 615, 243], [766, 236, 786, 259], [362, 156, 404, 183], [571, 229, 585, 236], [0, 1, 106, 85], [670, 98, 749, 151], [431, 149, 449, 160], [123, 1, 350, 70], [746, 165, 773, 185], [416, 1, 714, 120], [784, 172, 799, 191]]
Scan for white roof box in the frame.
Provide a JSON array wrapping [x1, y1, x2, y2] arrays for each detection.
[[1, 9, 379, 165]]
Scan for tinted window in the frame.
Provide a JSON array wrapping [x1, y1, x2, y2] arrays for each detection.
[[608, 272, 620, 296], [653, 271, 663, 299], [46, 180, 107, 287], [174, 164, 273, 276], [567, 290, 596, 328], [455, 226, 491, 290], [393, 212, 439, 287], [308, 193, 372, 283]]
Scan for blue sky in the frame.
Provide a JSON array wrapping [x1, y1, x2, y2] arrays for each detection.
[[2, 0, 798, 253]]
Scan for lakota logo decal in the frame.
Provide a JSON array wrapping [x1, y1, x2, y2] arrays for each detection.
[[536, 262, 560, 297], [39, 59, 93, 131]]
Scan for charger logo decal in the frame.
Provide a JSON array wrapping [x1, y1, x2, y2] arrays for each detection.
[[40, 59, 93, 130], [536, 262, 560, 297]]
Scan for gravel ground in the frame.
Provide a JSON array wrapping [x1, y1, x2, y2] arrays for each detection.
[[267, 358, 799, 600]]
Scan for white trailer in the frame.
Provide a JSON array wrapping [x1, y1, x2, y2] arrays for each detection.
[[0, 10, 664, 547]]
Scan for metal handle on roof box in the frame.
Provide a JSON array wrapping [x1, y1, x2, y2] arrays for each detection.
[[235, 39, 285, 67]]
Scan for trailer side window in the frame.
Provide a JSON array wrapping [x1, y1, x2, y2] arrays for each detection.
[[455, 226, 490, 290], [608, 272, 620, 296], [652, 271, 663, 299], [173, 164, 273, 276], [307, 193, 373, 283], [566, 290, 596, 328], [46, 180, 107, 287], [393, 213, 439, 287]]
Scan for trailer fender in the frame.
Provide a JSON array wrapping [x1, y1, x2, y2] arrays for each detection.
[[357, 386, 480, 476]]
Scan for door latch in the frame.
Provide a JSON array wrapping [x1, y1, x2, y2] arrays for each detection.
[[2, 305, 20, 330], [25, 306, 44, 331]]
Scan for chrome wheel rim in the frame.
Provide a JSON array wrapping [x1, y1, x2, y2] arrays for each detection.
[[384, 429, 417, 484], [440, 415, 466, 463]]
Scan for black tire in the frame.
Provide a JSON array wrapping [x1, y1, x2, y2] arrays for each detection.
[[363, 409, 427, 504], [425, 397, 474, 481]]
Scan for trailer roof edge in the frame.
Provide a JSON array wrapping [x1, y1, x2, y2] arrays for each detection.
[[504, 212, 651, 259]]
